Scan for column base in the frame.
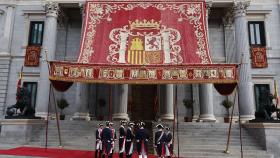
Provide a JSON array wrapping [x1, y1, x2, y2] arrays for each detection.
[[71, 112, 93, 121], [199, 114, 216, 122], [240, 114, 255, 123], [159, 114, 174, 121], [112, 113, 129, 121]]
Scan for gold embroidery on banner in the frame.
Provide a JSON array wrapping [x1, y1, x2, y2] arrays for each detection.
[[81, 2, 210, 64]]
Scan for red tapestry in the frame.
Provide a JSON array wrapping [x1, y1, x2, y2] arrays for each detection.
[[78, 0, 211, 65], [49, 61, 238, 84], [251, 47, 268, 68], [24, 46, 41, 67]]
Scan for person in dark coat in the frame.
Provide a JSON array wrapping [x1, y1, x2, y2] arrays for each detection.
[[125, 122, 135, 158], [119, 120, 127, 158], [154, 124, 166, 158], [135, 122, 149, 158], [109, 122, 117, 155], [95, 123, 103, 158], [165, 127, 173, 158], [101, 121, 113, 158]]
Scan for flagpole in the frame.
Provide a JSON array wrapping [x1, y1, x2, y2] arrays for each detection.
[[43, 49, 62, 147]]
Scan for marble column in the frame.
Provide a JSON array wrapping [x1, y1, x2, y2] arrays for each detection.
[[233, 1, 255, 121], [0, 5, 15, 54], [223, 9, 239, 117], [72, 83, 90, 120], [159, 84, 174, 121], [112, 84, 129, 121], [199, 1, 216, 122], [35, 2, 59, 118]]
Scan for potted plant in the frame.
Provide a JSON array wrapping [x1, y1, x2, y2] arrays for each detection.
[[183, 99, 194, 122], [221, 99, 233, 123], [57, 98, 69, 120]]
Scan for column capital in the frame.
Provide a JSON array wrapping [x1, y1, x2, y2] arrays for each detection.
[[0, 9, 4, 15], [233, 0, 250, 18], [6, 4, 16, 9], [45, 2, 59, 18], [206, 0, 213, 17], [223, 9, 234, 29]]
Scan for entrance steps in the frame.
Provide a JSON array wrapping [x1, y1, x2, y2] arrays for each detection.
[[167, 122, 273, 158], [23, 121, 273, 158]]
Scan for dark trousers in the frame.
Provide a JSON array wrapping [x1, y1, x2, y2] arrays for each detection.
[[95, 150, 102, 158], [126, 154, 132, 158], [119, 152, 123, 158], [101, 153, 112, 158]]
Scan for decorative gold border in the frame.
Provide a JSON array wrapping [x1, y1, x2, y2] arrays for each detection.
[[49, 61, 238, 84]]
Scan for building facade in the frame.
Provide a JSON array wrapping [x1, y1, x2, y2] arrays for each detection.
[[0, 0, 280, 123]]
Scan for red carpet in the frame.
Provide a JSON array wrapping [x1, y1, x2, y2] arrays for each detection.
[[0, 147, 157, 158]]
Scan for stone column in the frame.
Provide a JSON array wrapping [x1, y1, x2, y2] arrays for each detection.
[[199, 1, 216, 122], [112, 84, 129, 120], [88, 84, 97, 120], [233, 1, 255, 121], [223, 9, 239, 118], [223, 10, 236, 63], [159, 84, 174, 121], [72, 83, 90, 120], [35, 2, 59, 118], [0, 5, 15, 54]]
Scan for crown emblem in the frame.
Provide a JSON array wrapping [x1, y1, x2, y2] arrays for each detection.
[[129, 19, 160, 30]]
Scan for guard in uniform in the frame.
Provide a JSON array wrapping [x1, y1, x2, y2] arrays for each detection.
[[165, 127, 173, 158], [95, 123, 103, 158], [135, 122, 149, 158], [154, 124, 166, 158], [119, 120, 127, 158], [125, 122, 135, 158], [109, 122, 117, 155], [101, 121, 113, 158]]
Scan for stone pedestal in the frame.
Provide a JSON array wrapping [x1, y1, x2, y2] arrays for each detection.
[[112, 84, 129, 121], [35, 2, 59, 118], [0, 119, 45, 143]]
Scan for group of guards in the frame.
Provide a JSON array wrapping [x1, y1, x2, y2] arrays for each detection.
[[95, 121, 173, 158]]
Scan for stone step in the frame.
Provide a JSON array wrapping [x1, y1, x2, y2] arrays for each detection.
[[21, 121, 273, 158]]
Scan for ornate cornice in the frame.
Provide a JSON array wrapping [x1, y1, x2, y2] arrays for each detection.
[[45, 2, 59, 17], [233, 0, 251, 17]]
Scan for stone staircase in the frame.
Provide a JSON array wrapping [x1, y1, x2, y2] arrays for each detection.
[[163, 122, 274, 158], [25, 121, 274, 158]]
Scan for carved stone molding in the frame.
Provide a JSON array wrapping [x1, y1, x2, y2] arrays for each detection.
[[45, 2, 59, 17], [233, 0, 251, 17], [223, 9, 234, 28]]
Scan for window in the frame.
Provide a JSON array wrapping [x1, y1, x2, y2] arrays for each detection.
[[23, 82, 38, 109], [254, 84, 270, 114], [248, 21, 266, 46], [28, 21, 44, 46]]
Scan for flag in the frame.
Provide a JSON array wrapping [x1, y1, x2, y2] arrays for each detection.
[[274, 80, 279, 107], [16, 66, 23, 101]]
